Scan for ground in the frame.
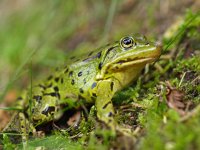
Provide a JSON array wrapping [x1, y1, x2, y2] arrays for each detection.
[[0, 1, 199, 150]]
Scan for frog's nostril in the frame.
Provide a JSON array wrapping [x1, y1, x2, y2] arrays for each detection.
[[42, 106, 55, 116]]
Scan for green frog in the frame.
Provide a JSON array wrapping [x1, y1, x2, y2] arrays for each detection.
[[3, 34, 161, 140]]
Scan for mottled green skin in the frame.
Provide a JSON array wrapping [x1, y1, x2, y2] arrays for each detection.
[[4, 34, 161, 136]]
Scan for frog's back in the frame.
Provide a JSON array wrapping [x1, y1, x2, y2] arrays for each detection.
[[29, 47, 109, 122], [58, 58, 100, 101]]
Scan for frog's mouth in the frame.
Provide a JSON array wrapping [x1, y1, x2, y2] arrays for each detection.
[[96, 44, 161, 80], [109, 57, 157, 71], [109, 44, 161, 70], [116, 57, 156, 65], [96, 57, 157, 80]]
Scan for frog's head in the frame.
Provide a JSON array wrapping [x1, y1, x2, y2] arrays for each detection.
[[96, 34, 161, 82]]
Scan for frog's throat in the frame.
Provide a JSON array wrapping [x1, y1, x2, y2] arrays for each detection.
[[96, 57, 156, 80]]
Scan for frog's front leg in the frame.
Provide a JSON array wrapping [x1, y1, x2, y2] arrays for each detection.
[[95, 79, 117, 131]]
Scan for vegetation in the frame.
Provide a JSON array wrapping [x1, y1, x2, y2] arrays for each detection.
[[0, 1, 199, 149]]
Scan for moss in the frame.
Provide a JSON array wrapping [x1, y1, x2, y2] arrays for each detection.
[[0, 1, 200, 150]]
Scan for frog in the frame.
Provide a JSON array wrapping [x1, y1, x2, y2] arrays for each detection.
[[2, 33, 161, 141]]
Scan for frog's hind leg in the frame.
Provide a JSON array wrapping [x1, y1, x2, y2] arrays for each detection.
[[2, 112, 36, 144], [18, 112, 36, 143]]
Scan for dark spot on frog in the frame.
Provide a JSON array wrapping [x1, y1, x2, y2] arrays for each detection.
[[39, 84, 46, 90], [42, 106, 55, 116], [64, 68, 69, 73], [83, 58, 89, 62], [50, 92, 58, 97], [24, 111, 29, 118], [106, 46, 116, 55], [54, 86, 59, 92], [92, 93, 97, 97], [54, 77, 60, 82], [78, 95, 85, 100], [83, 78, 86, 84], [98, 62, 103, 70], [33, 95, 42, 102], [108, 112, 113, 117], [78, 71, 82, 77], [79, 88, 84, 93], [47, 75, 53, 80], [117, 60, 126, 64], [91, 82, 97, 89], [88, 51, 93, 56], [110, 82, 114, 91], [83, 51, 102, 62], [46, 83, 53, 88], [93, 51, 102, 58], [91, 93, 97, 101], [71, 79, 75, 85], [102, 101, 111, 109], [61, 78, 64, 84], [44, 92, 60, 99], [75, 59, 80, 62], [108, 119, 112, 123], [70, 56, 76, 60], [69, 71, 73, 77], [97, 51, 102, 58]]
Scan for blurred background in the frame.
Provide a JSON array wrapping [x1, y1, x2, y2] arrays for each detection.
[[0, 0, 199, 94], [0, 0, 199, 148]]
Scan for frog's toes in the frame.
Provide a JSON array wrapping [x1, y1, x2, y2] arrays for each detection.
[[33, 130, 46, 138], [116, 126, 135, 137], [67, 111, 81, 128]]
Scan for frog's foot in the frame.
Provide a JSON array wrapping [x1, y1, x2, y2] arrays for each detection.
[[116, 125, 135, 138], [2, 112, 36, 144], [67, 111, 81, 128], [32, 130, 45, 138], [53, 110, 82, 131]]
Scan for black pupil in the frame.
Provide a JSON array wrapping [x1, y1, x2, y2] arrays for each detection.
[[123, 37, 132, 45]]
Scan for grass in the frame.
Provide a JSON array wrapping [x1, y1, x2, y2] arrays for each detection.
[[0, 1, 199, 149]]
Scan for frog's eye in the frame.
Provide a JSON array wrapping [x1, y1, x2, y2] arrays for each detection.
[[120, 37, 134, 49]]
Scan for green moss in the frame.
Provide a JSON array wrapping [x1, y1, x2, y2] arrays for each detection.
[[175, 56, 200, 73], [135, 11, 200, 150], [16, 135, 83, 150], [0, 1, 199, 150]]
